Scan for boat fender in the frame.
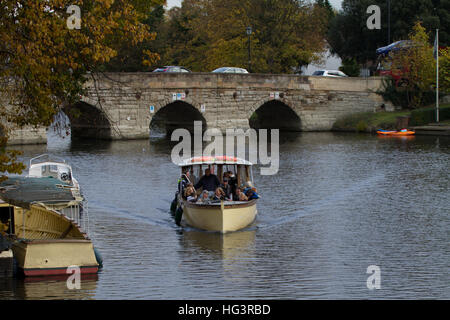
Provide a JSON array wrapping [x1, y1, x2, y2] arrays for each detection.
[[170, 199, 177, 213], [170, 192, 179, 212], [175, 207, 183, 226], [93, 247, 103, 268]]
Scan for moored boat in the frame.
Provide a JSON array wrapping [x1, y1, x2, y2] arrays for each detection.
[[28, 154, 84, 220], [28, 154, 80, 192], [0, 176, 99, 276], [172, 156, 258, 233]]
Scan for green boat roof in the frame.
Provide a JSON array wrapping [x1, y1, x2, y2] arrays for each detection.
[[0, 176, 78, 209]]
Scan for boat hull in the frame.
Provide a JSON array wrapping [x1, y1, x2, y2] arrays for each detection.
[[12, 240, 99, 276], [182, 200, 257, 233]]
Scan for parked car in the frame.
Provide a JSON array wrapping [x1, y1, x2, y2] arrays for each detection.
[[312, 70, 348, 77], [212, 67, 249, 74], [153, 66, 191, 73]]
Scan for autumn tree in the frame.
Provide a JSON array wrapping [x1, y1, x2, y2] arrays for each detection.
[[101, 1, 167, 71], [380, 22, 437, 108], [157, 0, 329, 74], [440, 47, 450, 94], [0, 0, 162, 180], [327, 0, 444, 66]]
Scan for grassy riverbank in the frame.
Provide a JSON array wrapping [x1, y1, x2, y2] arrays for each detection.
[[332, 104, 450, 133]]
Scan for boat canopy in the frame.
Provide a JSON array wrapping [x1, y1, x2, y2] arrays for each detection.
[[0, 176, 80, 209], [376, 40, 414, 56], [178, 156, 252, 167]]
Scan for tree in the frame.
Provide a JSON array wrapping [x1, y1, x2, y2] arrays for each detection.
[[380, 22, 436, 108], [439, 47, 450, 94], [156, 0, 329, 74], [339, 58, 361, 76], [316, 0, 335, 27], [0, 0, 160, 180], [327, 0, 445, 66], [101, 1, 167, 71]]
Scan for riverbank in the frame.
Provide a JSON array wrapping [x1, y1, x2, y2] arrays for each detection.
[[332, 104, 450, 134]]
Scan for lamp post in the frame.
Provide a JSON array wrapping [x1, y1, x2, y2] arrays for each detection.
[[387, 0, 391, 44], [246, 26, 252, 72]]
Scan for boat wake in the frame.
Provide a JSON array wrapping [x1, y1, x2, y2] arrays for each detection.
[[87, 201, 177, 231], [257, 173, 386, 231]]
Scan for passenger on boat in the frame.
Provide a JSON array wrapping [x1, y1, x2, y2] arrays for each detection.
[[235, 188, 248, 201], [225, 171, 237, 195], [221, 178, 233, 200], [197, 190, 211, 203], [178, 170, 193, 196], [184, 184, 197, 202], [213, 187, 228, 201], [194, 168, 221, 192], [245, 188, 259, 200]]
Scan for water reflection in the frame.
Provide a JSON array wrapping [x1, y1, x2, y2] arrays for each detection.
[[0, 274, 98, 300], [181, 230, 256, 260], [2, 131, 449, 299]]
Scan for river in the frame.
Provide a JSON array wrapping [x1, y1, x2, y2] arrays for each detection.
[[0, 132, 449, 299]]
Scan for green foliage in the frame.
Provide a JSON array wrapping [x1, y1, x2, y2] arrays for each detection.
[[409, 104, 450, 125], [355, 120, 368, 132], [327, 0, 447, 65], [153, 0, 329, 73], [377, 22, 437, 109], [333, 110, 411, 132], [315, 0, 335, 29], [377, 78, 410, 109], [0, 0, 157, 180], [102, 1, 166, 71], [339, 58, 360, 77], [440, 47, 450, 94]]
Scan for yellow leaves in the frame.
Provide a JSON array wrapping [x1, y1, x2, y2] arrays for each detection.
[[1, 0, 156, 174], [439, 48, 450, 94]]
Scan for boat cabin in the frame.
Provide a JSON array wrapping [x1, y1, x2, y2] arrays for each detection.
[[179, 156, 254, 189], [28, 154, 76, 186]]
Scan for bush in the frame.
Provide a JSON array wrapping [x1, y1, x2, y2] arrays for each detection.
[[339, 58, 360, 77], [410, 105, 450, 125], [377, 78, 438, 110], [355, 120, 368, 132]]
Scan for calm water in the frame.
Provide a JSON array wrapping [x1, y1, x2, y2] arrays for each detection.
[[0, 132, 449, 299]]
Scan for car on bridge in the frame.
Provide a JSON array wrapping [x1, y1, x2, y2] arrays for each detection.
[[312, 70, 348, 77], [153, 66, 191, 73], [212, 67, 249, 74]]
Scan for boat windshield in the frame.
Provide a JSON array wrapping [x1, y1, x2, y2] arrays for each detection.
[[184, 163, 253, 187], [31, 163, 72, 182]]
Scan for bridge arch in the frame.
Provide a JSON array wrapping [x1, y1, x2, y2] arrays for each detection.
[[63, 101, 112, 140], [248, 99, 301, 131], [150, 100, 207, 137]]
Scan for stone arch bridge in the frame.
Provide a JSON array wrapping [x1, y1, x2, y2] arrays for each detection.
[[9, 73, 387, 143]]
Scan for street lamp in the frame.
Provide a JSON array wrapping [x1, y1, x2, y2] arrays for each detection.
[[387, 0, 391, 44], [246, 26, 252, 72]]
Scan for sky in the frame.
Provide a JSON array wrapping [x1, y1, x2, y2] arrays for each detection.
[[166, 0, 343, 10]]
